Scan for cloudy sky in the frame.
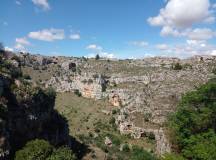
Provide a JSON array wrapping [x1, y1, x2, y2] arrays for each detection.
[[1, 0, 216, 58]]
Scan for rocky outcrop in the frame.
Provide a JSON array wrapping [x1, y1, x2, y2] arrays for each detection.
[[104, 137, 112, 147], [18, 53, 57, 67], [0, 54, 71, 159], [109, 94, 121, 107], [61, 61, 77, 72], [117, 116, 170, 155], [46, 73, 107, 99]]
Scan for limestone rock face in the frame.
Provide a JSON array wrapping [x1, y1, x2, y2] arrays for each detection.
[[61, 61, 77, 72], [109, 94, 121, 107], [104, 137, 112, 147], [18, 53, 56, 67], [46, 73, 107, 100], [118, 118, 170, 155]]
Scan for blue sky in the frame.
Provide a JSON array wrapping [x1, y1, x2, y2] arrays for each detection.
[[1, 0, 216, 58]]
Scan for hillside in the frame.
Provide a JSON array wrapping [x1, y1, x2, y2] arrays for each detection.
[[19, 52, 216, 158], [1, 50, 216, 160]]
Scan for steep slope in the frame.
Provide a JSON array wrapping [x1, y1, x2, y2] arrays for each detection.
[[0, 51, 71, 159]]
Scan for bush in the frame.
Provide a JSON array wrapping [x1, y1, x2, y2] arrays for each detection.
[[23, 74, 31, 80], [172, 63, 182, 70], [169, 80, 216, 160], [45, 87, 56, 99], [122, 144, 130, 152], [74, 89, 82, 97], [131, 146, 156, 160], [161, 153, 185, 160], [47, 147, 76, 160], [144, 113, 152, 122], [15, 140, 77, 160], [15, 139, 53, 160]]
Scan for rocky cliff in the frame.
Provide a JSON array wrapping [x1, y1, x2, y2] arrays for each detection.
[[0, 51, 71, 159]]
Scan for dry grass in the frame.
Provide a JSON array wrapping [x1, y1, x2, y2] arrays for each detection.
[[54, 92, 155, 159]]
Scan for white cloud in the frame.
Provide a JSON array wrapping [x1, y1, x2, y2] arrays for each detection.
[[16, 37, 30, 45], [186, 40, 205, 46], [15, 1, 21, 5], [156, 44, 170, 50], [86, 44, 116, 59], [69, 34, 80, 40], [14, 43, 25, 50], [32, 0, 50, 10], [101, 52, 115, 59], [86, 44, 103, 50], [14, 37, 30, 51], [28, 28, 65, 41], [4, 46, 14, 52], [86, 52, 115, 59], [148, 0, 215, 39], [211, 50, 216, 55], [160, 26, 181, 37], [204, 16, 215, 23], [155, 40, 216, 58], [160, 27, 216, 41], [186, 28, 216, 40], [130, 41, 149, 47], [148, 0, 213, 28]]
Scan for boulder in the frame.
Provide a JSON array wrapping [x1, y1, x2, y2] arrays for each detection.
[[104, 137, 112, 147]]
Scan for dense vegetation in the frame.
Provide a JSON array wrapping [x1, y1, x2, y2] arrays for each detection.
[[167, 80, 216, 160], [15, 139, 76, 160]]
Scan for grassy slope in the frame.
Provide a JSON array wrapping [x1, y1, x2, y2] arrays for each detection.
[[54, 92, 155, 160]]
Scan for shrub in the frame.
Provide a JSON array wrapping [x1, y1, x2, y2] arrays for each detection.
[[74, 89, 82, 97], [102, 83, 107, 92], [161, 153, 185, 160], [23, 74, 31, 80], [109, 117, 115, 124], [172, 63, 182, 70], [131, 146, 156, 160], [122, 144, 130, 153], [47, 147, 76, 160], [112, 109, 117, 115], [15, 140, 77, 160], [15, 139, 53, 160], [88, 79, 93, 84], [144, 113, 152, 122]]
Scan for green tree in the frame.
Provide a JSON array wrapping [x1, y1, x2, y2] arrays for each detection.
[[182, 130, 216, 160], [95, 54, 100, 60], [172, 63, 182, 70], [15, 139, 53, 160], [0, 42, 4, 52], [169, 80, 216, 160]]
